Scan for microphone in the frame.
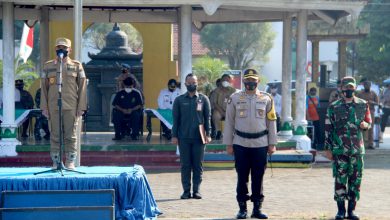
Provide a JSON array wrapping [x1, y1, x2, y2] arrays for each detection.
[[58, 52, 64, 59]]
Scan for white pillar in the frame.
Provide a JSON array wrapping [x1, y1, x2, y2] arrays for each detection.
[[280, 13, 293, 136], [179, 5, 192, 93], [39, 6, 49, 69], [74, 0, 83, 166], [0, 2, 19, 156], [73, 0, 83, 61], [294, 10, 308, 129]]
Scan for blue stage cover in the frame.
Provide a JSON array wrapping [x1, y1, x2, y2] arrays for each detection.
[[0, 165, 162, 220]]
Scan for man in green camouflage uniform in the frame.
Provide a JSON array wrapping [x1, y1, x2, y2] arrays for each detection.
[[325, 77, 371, 220]]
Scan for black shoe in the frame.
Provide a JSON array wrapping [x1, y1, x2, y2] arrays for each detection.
[[335, 201, 346, 220], [43, 134, 50, 140], [21, 133, 28, 138], [131, 135, 139, 140], [192, 192, 202, 199], [215, 131, 222, 140], [251, 210, 268, 219], [348, 201, 360, 220], [236, 202, 247, 219], [35, 136, 42, 141], [112, 137, 122, 141], [251, 202, 268, 219], [180, 191, 191, 199]]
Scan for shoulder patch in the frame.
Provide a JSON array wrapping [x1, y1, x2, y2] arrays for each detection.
[[227, 97, 232, 104]]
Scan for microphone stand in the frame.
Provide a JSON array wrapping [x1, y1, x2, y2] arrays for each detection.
[[35, 55, 85, 176]]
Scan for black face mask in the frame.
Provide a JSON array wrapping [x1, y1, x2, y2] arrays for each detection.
[[186, 84, 197, 92], [169, 87, 176, 92], [56, 49, 68, 58], [244, 82, 257, 91], [342, 89, 355, 98], [364, 88, 370, 92]]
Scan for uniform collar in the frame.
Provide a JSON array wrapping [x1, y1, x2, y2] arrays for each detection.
[[185, 91, 199, 97], [342, 96, 359, 104]]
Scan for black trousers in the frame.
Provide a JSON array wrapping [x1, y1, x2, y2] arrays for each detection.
[[112, 108, 141, 138], [178, 139, 205, 193], [233, 144, 268, 203], [381, 107, 390, 132]]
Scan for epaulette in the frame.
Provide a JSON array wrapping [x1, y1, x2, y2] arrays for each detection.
[[354, 96, 367, 104], [71, 60, 82, 65], [44, 59, 55, 65], [258, 91, 272, 100]]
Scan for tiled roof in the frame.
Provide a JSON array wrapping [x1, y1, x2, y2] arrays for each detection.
[[172, 24, 209, 56]]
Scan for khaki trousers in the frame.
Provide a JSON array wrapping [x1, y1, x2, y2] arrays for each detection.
[[49, 109, 79, 153]]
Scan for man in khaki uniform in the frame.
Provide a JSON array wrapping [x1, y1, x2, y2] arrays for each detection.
[[211, 74, 236, 140], [40, 38, 87, 170], [223, 68, 277, 219], [356, 80, 379, 149]]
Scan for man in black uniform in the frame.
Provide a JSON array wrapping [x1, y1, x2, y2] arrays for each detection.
[[112, 77, 143, 140], [172, 73, 211, 200], [15, 79, 34, 138], [34, 88, 50, 140]]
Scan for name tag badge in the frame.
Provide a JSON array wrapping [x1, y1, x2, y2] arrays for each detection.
[[197, 102, 203, 111]]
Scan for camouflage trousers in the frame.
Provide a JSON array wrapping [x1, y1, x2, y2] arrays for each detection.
[[333, 154, 364, 202]]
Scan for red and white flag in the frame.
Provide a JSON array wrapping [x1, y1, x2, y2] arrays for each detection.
[[19, 24, 34, 63]]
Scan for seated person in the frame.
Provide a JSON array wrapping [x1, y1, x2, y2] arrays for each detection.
[[15, 79, 34, 138], [211, 74, 236, 140], [157, 79, 180, 140], [34, 88, 50, 141], [112, 77, 143, 141]]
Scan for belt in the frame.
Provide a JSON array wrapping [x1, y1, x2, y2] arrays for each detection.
[[235, 129, 268, 139]]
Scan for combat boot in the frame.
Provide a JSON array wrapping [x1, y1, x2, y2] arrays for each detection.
[[335, 201, 346, 220], [65, 152, 77, 170], [50, 152, 60, 169], [236, 202, 247, 219], [251, 201, 268, 219], [347, 200, 360, 220]]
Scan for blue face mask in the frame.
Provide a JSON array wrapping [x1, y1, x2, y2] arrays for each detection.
[[56, 49, 68, 58]]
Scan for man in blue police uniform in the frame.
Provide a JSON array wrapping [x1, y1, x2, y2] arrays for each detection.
[[223, 68, 277, 219], [112, 77, 143, 140]]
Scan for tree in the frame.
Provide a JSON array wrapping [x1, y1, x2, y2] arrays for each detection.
[[83, 23, 143, 52], [0, 57, 39, 89], [355, 0, 390, 82], [200, 23, 276, 70], [193, 56, 228, 96]]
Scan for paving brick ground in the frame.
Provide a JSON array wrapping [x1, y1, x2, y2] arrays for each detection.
[[146, 132, 390, 220]]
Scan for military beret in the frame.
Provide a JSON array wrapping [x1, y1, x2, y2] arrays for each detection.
[[55, 37, 71, 47], [243, 68, 259, 80]]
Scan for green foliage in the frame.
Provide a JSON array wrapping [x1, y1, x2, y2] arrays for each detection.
[[355, 0, 390, 83], [83, 23, 143, 52], [193, 56, 228, 96], [0, 57, 39, 89], [200, 23, 276, 70]]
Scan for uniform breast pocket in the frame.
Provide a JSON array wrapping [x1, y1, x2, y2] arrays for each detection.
[[255, 103, 266, 118], [334, 106, 348, 122], [237, 104, 248, 118]]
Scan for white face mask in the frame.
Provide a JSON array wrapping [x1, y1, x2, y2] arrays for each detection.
[[221, 81, 230, 88], [125, 88, 132, 93]]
